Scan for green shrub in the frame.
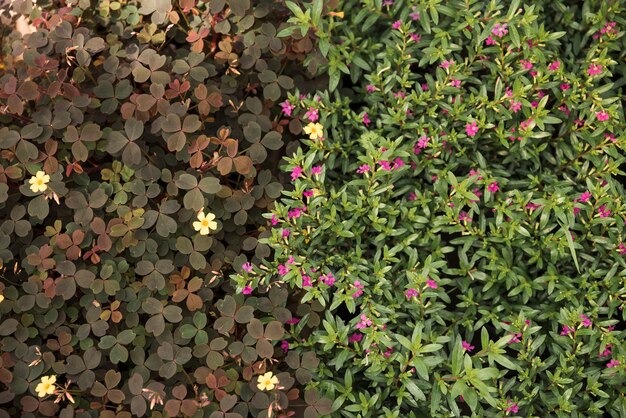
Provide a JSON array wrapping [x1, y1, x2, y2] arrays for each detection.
[[235, 0, 626, 416], [0, 0, 334, 416]]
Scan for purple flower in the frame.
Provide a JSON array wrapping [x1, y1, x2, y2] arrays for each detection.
[[392, 20, 402, 30], [242, 262, 253, 273], [242, 285, 252, 295], [607, 359, 620, 368], [291, 166, 303, 181], [462, 340, 475, 352], [357, 164, 371, 174], [280, 100, 295, 116], [405, 288, 418, 299]]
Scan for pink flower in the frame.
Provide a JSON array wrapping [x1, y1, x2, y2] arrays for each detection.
[[287, 256, 295, 264], [357, 164, 370, 174], [405, 288, 418, 299], [560, 83, 570, 91], [462, 340, 475, 352], [607, 359, 620, 368], [491, 23, 508, 38], [285, 317, 300, 325], [465, 121, 479, 137], [579, 314, 592, 327], [588, 63, 603, 76], [459, 211, 472, 222], [520, 60, 533, 70], [348, 333, 363, 343], [355, 314, 372, 329], [505, 401, 519, 413], [579, 191, 592, 202], [485, 35, 497, 46], [271, 214, 280, 226], [409, 33, 421, 42], [469, 169, 482, 179], [288, 207, 303, 219], [605, 133, 617, 143], [278, 264, 288, 275], [421, 83, 428, 91], [392, 20, 402, 30], [425, 279, 438, 289], [242, 262, 253, 273], [302, 274, 312, 287], [242, 285, 252, 295], [596, 111, 609, 121], [488, 181, 499, 193], [362, 112, 371, 126], [526, 202, 540, 211], [311, 165, 322, 175], [598, 205, 611, 218], [409, 7, 420, 20], [440, 60, 455, 69], [508, 332, 522, 344], [599, 344, 612, 358], [618, 243, 626, 255], [560, 325, 574, 336], [280, 100, 295, 116], [379, 160, 393, 171], [509, 100, 522, 113], [366, 85, 376, 93], [548, 61, 561, 71], [291, 166, 303, 181], [281, 229, 290, 238], [303, 190, 314, 197], [304, 107, 319, 122], [352, 280, 365, 298], [408, 192, 417, 201], [416, 135, 429, 150], [281, 340, 289, 353], [321, 272, 335, 286], [450, 78, 461, 88], [393, 158, 405, 169]]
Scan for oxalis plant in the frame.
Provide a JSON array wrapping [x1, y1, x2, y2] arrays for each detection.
[[0, 0, 341, 416], [234, 0, 626, 417]]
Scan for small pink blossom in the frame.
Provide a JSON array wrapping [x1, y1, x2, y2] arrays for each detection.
[[579, 191, 592, 203], [303, 189, 314, 198], [366, 85, 376, 93], [285, 317, 300, 325], [355, 314, 372, 329], [291, 166, 303, 181], [619, 243, 626, 255], [548, 61, 561, 71], [362, 112, 371, 127], [408, 192, 417, 201], [505, 401, 519, 413], [392, 20, 402, 30], [281, 340, 289, 353], [469, 169, 482, 179], [409, 33, 421, 42], [409, 7, 420, 21], [357, 164, 370, 174], [302, 274, 312, 287], [485, 35, 497, 46], [450, 78, 461, 88], [598, 205, 611, 218], [491, 23, 508, 38], [421, 83, 428, 91], [488, 181, 499, 193], [462, 340, 475, 352], [459, 211, 472, 222], [596, 111, 609, 121], [242, 285, 252, 295], [526, 202, 540, 211], [440, 60, 455, 69], [607, 359, 620, 368], [599, 344, 612, 358], [520, 60, 533, 70], [348, 333, 363, 343], [560, 83, 570, 91], [242, 262, 253, 273], [466, 121, 479, 137], [321, 272, 335, 286], [280, 100, 295, 116], [405, 288, 418, 299], [281, 229, 290, 238], [509, 100, 522, 113], [393, 158, 405, 169], [393, 91, 406, 99], [425, 279, 438, 289], [278, 264, 288, 275], [311, 165, 322, 175], [352, 280, 365, 298], [588, 63, 603, 76], [605, 133, 617, 143], [287, 256, 295, 264], [579, 314, 592, 327], [379, 160, 393, 171], [304, 107, 319, 122], [271, 214, 280, 226], [560, 325, 574, 336]]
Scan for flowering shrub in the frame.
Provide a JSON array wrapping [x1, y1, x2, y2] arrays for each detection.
[[0, 0, 335, 416], [235, 0, 626, 416]]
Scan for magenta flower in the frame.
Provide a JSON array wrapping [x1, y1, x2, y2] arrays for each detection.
[[291, 166, 303, 181], [605, 133, 617, 142], [488, 181, 499, 193], [409, 33, 421, 42], [311, 165, 322, 175], [579, 191, 591, 202], [459, 211, 472, 222], [579, 314, 592, 327], [304, 107, 319, 122], [281, 229, 290, 238], [596, 111, 609, 121], [409, 7, 420, 21], [425, 279, 438, 289], [462, 340, 475, 352], [607, 359, 620, 368], [302, 274, 312, 287], [393, 158, 405, 169], [505, 401, 519, 413], [588, 63, 603, 76], [485, 35, 497, 46], [599, 344, 612, 358], [466, 121, 479, 137], [242, 285, 252, 295], [468, 169, 482, 179], [281, 340, 289, 353], [405, 288, 418, 299], [285, 317, 300, 325], [440, 60, 454, 69], [560, 83, 570, 91], [560, 325, 574, 336], [520, 60, 533, 70], [508, 332, 522, 344], [348, 333, 363, 343], [548, 61, 561, 71], [321, 272, 335, 286], [598, 205, 611, 218], [278, 264, 288, 275], [362, 112, 371, 127], [619, 243, 626, 255], [352, 280, 365, 298], [491, 23, 508, 37], [280, 100, 295, 116], [242, 262, 253, 273], [355, 314, 372, 329], [366, 84, 376, 93], [392, 20, 402, 30], [357, 164, 370, 174], [271, 214, 280, 226], [379, 160, 393, 171], [450, 78, 461, 88], [509, 100, 522, 113]]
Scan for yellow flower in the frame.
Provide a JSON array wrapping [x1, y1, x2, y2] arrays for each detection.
[[0, 294, 4, 303], [257, 372, 279, 391], [35, 375, 56, 398], [303, 122, 324, 140], [28, 171, 50, 193], [192, 209, 217, 235]]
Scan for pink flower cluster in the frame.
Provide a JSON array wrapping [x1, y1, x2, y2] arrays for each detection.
[[355, 314, 372, 329], [352, 280, 365, 298]]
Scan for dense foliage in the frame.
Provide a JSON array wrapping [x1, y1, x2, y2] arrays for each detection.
[[0, 0, 334, 416], [234, 0, 626, 417]]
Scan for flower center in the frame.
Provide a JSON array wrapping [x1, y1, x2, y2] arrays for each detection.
[[37, 179, 44, 185], [201, 219, 209, 227]]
